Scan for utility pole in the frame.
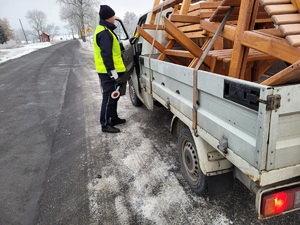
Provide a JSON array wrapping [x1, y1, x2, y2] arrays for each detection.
[[19, 18, 28, 44]]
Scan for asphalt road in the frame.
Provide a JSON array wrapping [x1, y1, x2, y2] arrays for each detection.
[[0, 40, 299, 225]]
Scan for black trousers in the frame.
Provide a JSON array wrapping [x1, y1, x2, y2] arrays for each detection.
[[98, 73, 123, 128]]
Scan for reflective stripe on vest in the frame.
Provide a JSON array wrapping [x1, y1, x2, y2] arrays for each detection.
[[93, 25, 126, 73]]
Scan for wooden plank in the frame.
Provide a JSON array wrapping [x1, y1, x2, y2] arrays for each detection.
[[209, 6, 240, 22], [265, 4, 297, 15], [152, 0, 183, 13], [137, 26, 182, 64], [257, 28, 285, 37], [164, 49, 194, 58], [255, 18, 274, 23], [229, 0, 257, 79], [200, 19, 236, 40], [169, 14, 201, 23], [208, 49, 274, 63], [197, 10, 215, 19], [137, 26, 165, 53], [179, 0, 192, 14], [179, 24, 202, 33], [164, 16, 204, 58], [291, 0, 300, 11], [221, 0, 241, 6], [252, 58, 277, 81], [279, 24, 300, 35], [150, 0, 161, 24], [286, 34, 300, 46], [202, 19, 299, 61], [188, 58, 200, 68], [242, 30, 300, 64], [141, 24, 164, 30], [210, 6, 240, 15], [157, 40, 176, 60], [272, 14, 300, 24], [261, 60, 300, 85], [259, 0, 291, 6]]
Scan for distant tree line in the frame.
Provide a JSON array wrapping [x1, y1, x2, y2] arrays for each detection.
[[1, 0, 140, 45]]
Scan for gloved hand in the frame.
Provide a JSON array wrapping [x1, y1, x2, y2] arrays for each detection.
[[109, 70, 119, 80], [109, 70, 122, 85]]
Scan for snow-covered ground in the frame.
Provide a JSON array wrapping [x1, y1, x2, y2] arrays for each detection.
[[0, 41, 52, 64], [0, 37, 93, 64]]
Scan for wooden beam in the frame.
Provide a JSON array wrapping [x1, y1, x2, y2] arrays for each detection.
[[137, 26, 181, 64], [164, 49, 195, 58], [141, 24, 164, 30], [279, 24, 300, 35], [265, 4, 298, 15], [291, 0, 300, 12], [200, 19, 236, 40], [150, 0, 161, 24], [179, 0, 192, 14], [272, 14, 300, 25], [229, 0, 256, 79], [221, 0, 242, 6], [201, 18, 300, 64], [257, 28, 285, 37], [152, 0, 182, 13], [137, 26, 165, 53], [261, 59, 300, 85], [163, 16, 204, 58], [169, 14, 201, 23], [286, 34, 300, 46], [242, 30, 300, 64], [252, 58, 277, 81], [259, 0, 291, 6], [157, 40, 176, 60]]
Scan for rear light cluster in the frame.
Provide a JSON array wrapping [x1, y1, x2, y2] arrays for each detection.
[[261, 186, 300, 217]]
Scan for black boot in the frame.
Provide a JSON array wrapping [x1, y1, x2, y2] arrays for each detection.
[[102, 125, 120, 133], [110, 117, 126, 126]]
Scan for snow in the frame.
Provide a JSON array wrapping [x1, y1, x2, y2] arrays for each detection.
[[0, 35, 88, 64], [0, 40, 52, 64]]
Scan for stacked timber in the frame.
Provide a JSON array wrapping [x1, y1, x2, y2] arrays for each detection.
[[137, 0, 300, 86]]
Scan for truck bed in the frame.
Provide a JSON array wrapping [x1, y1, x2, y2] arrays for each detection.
[[139, 56, 300, 186]]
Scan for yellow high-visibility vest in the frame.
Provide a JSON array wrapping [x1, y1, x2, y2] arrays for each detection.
[[93, 25, 126, 73]]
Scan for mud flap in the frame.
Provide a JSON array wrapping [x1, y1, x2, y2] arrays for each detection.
[[207, 171, 233, 199]]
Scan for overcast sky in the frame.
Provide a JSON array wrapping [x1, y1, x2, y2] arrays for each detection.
[[0, 0, 153, 34]]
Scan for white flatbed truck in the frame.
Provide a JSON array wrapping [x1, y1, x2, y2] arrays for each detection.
[[117, 1, 300, 219]]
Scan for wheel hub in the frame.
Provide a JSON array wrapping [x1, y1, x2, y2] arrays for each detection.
[[182, 141, 199, 181]]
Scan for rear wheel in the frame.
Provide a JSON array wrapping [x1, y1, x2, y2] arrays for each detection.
[[128, 78, 143, 107], [178, 126, 207, 194]]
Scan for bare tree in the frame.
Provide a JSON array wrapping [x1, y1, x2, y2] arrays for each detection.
[[57, 0, 100, 42], [26, 9, 47, 42], [0, 18, 15, 40], [45, 24, 60, 41], [123, 12, 138, 37]]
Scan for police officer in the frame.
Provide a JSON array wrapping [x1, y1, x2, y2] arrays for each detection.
[[94, 5, 126, 133]]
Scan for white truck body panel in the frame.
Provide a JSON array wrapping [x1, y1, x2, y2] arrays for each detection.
[[137, 56, 300, 186]]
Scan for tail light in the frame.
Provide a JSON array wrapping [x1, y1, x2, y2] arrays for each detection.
[[261, 186, 300, 217]]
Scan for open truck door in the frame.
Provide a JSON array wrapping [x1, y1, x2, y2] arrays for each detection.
[[114, 18, 134, 95]]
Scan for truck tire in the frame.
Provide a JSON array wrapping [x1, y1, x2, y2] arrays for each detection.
[[128, 78, 143, 107], [178, 127, 207, 194]]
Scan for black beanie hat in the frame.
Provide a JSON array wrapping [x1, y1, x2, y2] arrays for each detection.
[[99, 5, 115, 20]]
